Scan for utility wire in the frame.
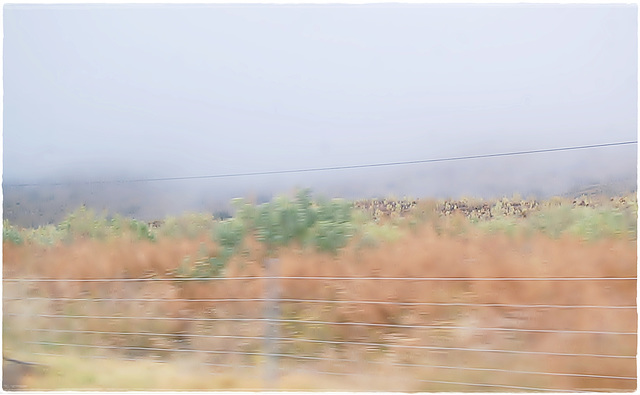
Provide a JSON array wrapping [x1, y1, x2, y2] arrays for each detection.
[[4, 141, 636, 187], [4, 276, 636, 282]]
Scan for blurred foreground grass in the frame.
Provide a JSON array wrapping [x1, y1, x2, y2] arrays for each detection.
[[17, 353, 412, 391], [14, 352, 567, 392], [18, 354, 263, 391]]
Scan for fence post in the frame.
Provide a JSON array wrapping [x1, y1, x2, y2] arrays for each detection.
[[264, 257, 280, 389]]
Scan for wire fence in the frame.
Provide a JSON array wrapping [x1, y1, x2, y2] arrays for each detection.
[[3, 268, 637, 391], [3, 140, 637, 390]]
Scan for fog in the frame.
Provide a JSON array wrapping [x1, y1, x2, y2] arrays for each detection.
[[3, 3, 637, 225]]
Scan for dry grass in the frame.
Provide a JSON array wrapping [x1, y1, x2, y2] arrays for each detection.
[[3, 216, 637, 391]]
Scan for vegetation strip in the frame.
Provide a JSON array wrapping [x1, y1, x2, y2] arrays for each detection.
[[28, 340, 634, 359], [5, 276, 637, 281], [7, 296, 635, 309], [31, 348, 634, 381], [27, 328, 639, 364], [299, 369, 578, 392], [32, 352, 253, 369], [5, 192, 636, 391], [11, 314, 634, 335]]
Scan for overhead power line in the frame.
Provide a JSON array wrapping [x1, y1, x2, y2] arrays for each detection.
[[4, 140, 636, 187]]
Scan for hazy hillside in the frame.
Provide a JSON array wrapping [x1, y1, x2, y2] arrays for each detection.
[[4, 153, 636, 228]]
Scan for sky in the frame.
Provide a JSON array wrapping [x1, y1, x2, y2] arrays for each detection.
[[2, 3, 638, 217]]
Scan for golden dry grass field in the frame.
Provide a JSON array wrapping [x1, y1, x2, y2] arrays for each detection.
[[3, 194, 637, 391]]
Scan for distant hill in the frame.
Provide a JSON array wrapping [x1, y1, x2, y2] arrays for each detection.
[[3, 172, 636, 228], [561, 176, 637, 198]]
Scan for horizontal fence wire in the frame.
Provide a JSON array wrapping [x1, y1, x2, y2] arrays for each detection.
[[4, 296, 636, 309], [23, 342, 632, 392], [6, 313, 636, 336], [25, 340, 633, 366], [5, 272, 636, 390], [295, 362, 636, 381], [29, 339, 634, 381], [22, 336, 633, 359], [25, 328, 638, 366], [31, 351, 254, 370], [4, 276, 637, 282]]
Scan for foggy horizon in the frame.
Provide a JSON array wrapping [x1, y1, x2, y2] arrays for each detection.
[[3, 3, 637, 224]]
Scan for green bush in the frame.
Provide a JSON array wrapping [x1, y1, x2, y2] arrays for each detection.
[[129, 220, 156, 242], [477, 204, 637, 241], [22, 225, 64, 245], [215, 219, 246, 251], [528, 206, 574, 238], [3, 220, 23, 244], [356, 222, 403, 248], [566, 207, 634, 241], [230, 190, 355, 255], [311, 220, 354, 253], [56, 206, 107, 240], [157, 213, 216, 239], [476, 215, 519, 237], [176, 243, 227, 279]]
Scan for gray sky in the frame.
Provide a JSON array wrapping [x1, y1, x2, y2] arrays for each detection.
[[3, 3, 637, 198]]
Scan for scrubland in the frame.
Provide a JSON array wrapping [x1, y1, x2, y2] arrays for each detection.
[[3, 193, 637, 391]]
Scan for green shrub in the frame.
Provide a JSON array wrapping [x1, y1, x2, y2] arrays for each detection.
[[356, 222, 403, 248], [230, 190, 355, 255], [482, 204, 638, 241], [56, 206, 107, 240], [22, 225, 64, 245], [3, 220, 23, 244], [566, 207, 634, 241], [311, 220, 354, 254], [215, 219, 246, 251], [129, 220, 156, 242], [176, 244, 227, 279], [156, 213, 216, 239]]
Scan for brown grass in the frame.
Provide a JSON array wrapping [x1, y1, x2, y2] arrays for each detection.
[[3, 221, 636, 391]]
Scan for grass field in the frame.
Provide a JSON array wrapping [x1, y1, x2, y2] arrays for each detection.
[[3, 193, 637, 391]]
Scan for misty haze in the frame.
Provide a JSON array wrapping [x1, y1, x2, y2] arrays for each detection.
[[3, 3, 637, 224], [3, 4, 639, 392]]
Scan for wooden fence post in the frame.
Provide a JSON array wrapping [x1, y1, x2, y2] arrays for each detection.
[[264, 257, 280, 388]]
